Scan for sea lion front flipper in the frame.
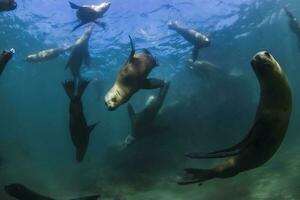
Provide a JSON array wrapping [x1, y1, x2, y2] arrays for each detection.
[[77, 79, 90, 98], [93, 21, 106, 29], [186, 149, 240, 159], [69, 1, 81, 9], [127, 103, 136, 121], [72, 22, 87, 32], [192, 45, 200, 62], [177, 168, 214, 185], [127, 35, 135, 63], [88, 123, 98, 135], [70, 194, 101, 200], [62, 80, 75, 99], [141, 78, 165, 89], [142, 48, 159, 66], [158, 81, 170, 100]]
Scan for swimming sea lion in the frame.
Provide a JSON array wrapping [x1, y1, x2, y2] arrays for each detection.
[[5, 184, 100, 200], [25, 45, 74, 63], [66, 27, 93, 79], [168, 21, 210, 62], [104, 36, 165, 111], [63, 79, 98, 162], [125, 82, 170, 146], [178, 51, 292, 185], [0, 0, 17, 12], [0, 48, 15, 76], [69, 1, 111, 32], [284, 6, 300, 50]]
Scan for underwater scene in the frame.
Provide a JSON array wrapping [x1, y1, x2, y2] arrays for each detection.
[[1, 0, 300, 199]]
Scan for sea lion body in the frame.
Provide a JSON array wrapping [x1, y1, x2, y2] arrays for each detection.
[[26, 46, 73, 63], [105, 36, 165, 111], [168, 21, 210, 61], [69, 1, 111, 31], [0, 48, 14, 76], [63, 79, 97, 162], [125, 82, 170, 145], [66, 27, 93, 79], [5, 184, 100, 200], [178, 51, 292, 185], [284, 6, 300, 49], [0, 0, 17, 12]]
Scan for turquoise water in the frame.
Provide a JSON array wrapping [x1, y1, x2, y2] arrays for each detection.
[[1, 0, 300, 199]]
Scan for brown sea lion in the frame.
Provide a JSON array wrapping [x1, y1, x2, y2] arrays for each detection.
[[284, 6, 300, 50], [104, 36, 165, 111], [5, 183, 100, 200], [178, 51, 292, 185], [125, 82, 170, 146], [69, 1, 111, 32], [25, 45, 74, 63], [63, 79, 98, 162], [0, 0, 17, 12], [66, 26, 93, 79], [168, 21, 210, 62], [0, 48, 14, 76]]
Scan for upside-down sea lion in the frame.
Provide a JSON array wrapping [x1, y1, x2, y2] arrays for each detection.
[[5, 183, 100, 200], [69, 1, 111, 32], [168, 21, 210, 62], [104, 36, 165, 111], [178, 51, 292, 185], [125, 82, 170, 146], [66, 26, 93, 79], [0, 48, 15, 76], [25, 45, 74, 63], [284, 6, 300, 50], [0, 0, 17, 12], [63, 79, 98, 162]]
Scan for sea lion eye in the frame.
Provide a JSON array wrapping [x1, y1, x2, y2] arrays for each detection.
[[264, 52, 271, 58]]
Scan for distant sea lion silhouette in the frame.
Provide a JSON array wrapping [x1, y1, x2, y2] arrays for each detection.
[[0, 48, 15, 76], [25, 45, 74, 63], [284, 6, 300, 50], [63, 79, 98, 162], [178, 51, 292, 185], [69, 1, 111, 32], [5, 183, 100, 200], [168, 21, 210, 62], [125, 82, 170, 146], [105, 36, 165, 111], [0, 0, 17, 12], [66, 27, 93, 79]]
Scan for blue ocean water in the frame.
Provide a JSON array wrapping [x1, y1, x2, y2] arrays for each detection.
[[1, 0, 300, 199]]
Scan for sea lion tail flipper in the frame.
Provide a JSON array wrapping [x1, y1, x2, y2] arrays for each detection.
[[69, 1, 81, 9], [94, 21, 106, 29], [70, 194, 101, 200], [77, 79, 90, 98], [62, 80, 75, 99], [192, 45, 200, 62], [88, 123, 99, 135], [177, 168, 215, 185], [127, 35, 135, 63], [185, 149, 240, 159], [127, 103, 136, 121], [72, 22, 87, 32], [141, 78, 165, 89]]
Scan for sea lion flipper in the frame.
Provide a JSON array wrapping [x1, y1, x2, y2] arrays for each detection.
[[192, 45, 200, 62], [127, 103, 136, 120], [177, 168, 214, 185], [88, 123, 98, 135], [72, 22, 87, 32], [94, 21, 106, 29], [69, 1, 81, 9], [77, 79, 90, 98], [158, 81, 170, 99], [70, 194, 101, 200], [141, 78, 165, 89], [127, 35, 135, 63], [185, 149, 240, 159], [62, 80, 75, 99]]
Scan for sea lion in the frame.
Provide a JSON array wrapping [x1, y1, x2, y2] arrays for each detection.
[[178, 51, 292, 185], [0, 48, 15, 76], [69, 1, 111, 32], [168, 21, 210, 62], [66, 27, 93, 79], [125, 82, 170, 146], [63, 79, 98, 162], [5, 183, 100, 200], [0, 0, 17, 12], [25, 45, 74, 63], [104, 36, 165, 111], [284, 6, 300, 50]]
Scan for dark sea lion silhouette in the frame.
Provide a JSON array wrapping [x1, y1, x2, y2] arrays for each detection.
[[284, 6, 300, 50], [5, 183, 100, 200], [178, 51, 292, 185], [63, 79, 98, 162], [168, 21, 210, 62], [125, 82, 170, 146], [0, 0, 17, 12], [0, 48, 15, 76], [69, 1, 111, 32], [105, 36, 165, 111], [66, 27, 93, 80]]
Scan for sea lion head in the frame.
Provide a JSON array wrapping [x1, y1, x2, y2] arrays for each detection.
[[1, 48, 15, 62], [251, 51, 282, 82], [105, 85, 126, 111], [4, 184, 27, 198]]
